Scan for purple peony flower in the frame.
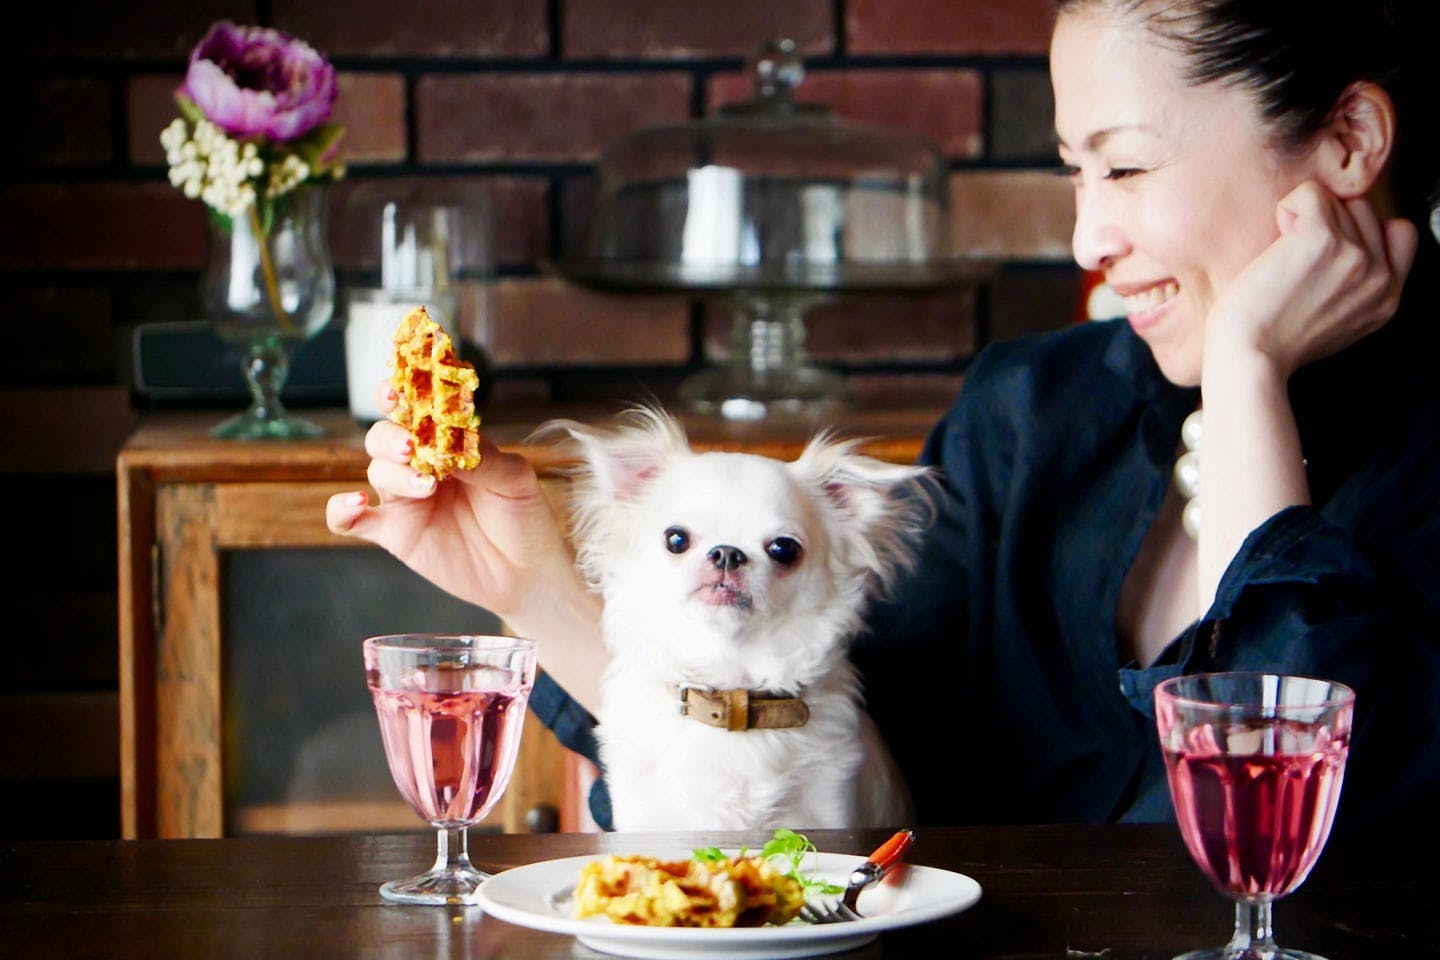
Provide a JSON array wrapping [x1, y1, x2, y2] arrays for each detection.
[[180, 21, 338, 143]]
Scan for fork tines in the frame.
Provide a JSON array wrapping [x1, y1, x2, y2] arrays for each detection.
[[798, 900, 862, 924]]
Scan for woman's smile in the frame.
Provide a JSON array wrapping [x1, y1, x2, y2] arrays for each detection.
[[1116, 280, 1180, 332]]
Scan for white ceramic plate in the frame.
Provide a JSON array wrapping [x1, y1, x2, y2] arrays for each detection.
[[475, 850, 982, 960]]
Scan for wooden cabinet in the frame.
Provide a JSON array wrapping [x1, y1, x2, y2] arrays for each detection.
[[117, 403, 937, 839]]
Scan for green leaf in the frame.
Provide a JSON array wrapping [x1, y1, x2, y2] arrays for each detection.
[[698, 828, 845, 897], [205, 206, 234, 235], [174, 93, 204, 126], [292, 122, 346, 176]]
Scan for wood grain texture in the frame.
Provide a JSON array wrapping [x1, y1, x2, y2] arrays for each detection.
[[0, 824, 1430, 960], [154, 482, 223, 838]]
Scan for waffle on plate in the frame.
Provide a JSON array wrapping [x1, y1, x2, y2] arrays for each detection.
[[573, 854, 805, 928]]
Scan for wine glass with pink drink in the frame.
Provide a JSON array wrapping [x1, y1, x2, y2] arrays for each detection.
[[364, 634, 536, 905], [1154, 672, 1354, 960]]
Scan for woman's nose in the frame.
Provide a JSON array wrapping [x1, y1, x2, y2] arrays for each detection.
[[1071, 187, 1129, 272]]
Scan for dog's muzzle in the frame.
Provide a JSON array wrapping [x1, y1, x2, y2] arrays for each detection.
[[674, 683, 810, 731]]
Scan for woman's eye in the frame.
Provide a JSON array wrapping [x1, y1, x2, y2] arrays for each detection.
[[765, 536, 803, 566], [664, 526, 690, 554], [1056, 164, 1081, 180], [1105, 167, 1142, 180]]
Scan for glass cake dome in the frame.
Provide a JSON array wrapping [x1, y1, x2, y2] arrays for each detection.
[[559, 38, 987, 420]]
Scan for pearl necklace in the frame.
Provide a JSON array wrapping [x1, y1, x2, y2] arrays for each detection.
[[1172, 409, 1203, 539]]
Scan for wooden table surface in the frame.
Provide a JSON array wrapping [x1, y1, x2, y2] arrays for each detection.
[[0, 824, 1430, 959]]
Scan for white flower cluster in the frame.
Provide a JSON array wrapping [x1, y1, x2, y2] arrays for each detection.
[[160, 117, 309, 218], [267, 154, 311, 198]]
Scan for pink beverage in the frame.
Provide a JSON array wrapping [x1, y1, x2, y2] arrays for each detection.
[[369, 679, 529, 825], [1163, 723, 1348, 900]]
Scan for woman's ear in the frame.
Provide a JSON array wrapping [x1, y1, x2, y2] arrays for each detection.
[[1313, 81, 1396, 199]]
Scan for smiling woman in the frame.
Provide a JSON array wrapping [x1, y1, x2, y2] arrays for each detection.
[[327, 0, 1440, 846]]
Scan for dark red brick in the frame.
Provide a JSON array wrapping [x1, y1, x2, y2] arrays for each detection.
[[22, 3, 253, 60], [274, 0, 546, 58], [990, 68, 1057, 163], [0, 386, 136, 475], [948, 170, 1075, 262], [0, 287, 113, 384], [848, 0, 1055, 56], [329, 175, 549, 270], [11, 79, 112, 167], [332, 73, 408, 166], [708, 68, 983, 159], [417, 73, 691, 163], [0, 182, 205, 270], [556, 174, 601, 262], [127, 75, 183, 167], [491, 278, 689, 366], [563, 0, 831, 59]]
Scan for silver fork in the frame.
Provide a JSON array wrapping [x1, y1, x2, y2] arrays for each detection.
[[798, 828, 914, 924]]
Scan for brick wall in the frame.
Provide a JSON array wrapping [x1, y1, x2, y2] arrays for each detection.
[[3, 0, 1079, 838], [10, 0, 1078, 404]]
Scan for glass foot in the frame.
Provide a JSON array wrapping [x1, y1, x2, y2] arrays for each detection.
[[379, 865, 492, 906], [210, 407, 324, 440]]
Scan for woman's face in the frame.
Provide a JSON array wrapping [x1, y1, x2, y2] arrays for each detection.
[[1050, 7, 1321, 386]]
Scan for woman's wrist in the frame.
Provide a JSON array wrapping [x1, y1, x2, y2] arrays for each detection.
[[1196, 330, 1309, 606], [506, 559, 607, 712]]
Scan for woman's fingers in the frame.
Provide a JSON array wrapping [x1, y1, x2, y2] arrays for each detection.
[[364, 419, 413, 462], [367, 457, 436, 502], [1341, 194, 1387, 258], [372, 379, 397, 415], [1381, 215, 1419, 278], [325, 489, 370, 535]]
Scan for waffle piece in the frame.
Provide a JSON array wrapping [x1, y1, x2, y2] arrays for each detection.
[[573, 854, 805, 928], [388, 306, 482, 479]]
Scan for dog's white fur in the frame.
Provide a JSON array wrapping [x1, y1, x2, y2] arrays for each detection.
[[544, 405, 933, 831]]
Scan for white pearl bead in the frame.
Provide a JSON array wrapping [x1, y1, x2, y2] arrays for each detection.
[[1182, 496, 1202, 539], [1181, 409, 1204, 452], [1173, 451, 1201, 500]]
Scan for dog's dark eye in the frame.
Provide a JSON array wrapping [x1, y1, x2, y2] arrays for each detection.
[[765, 536, 803, 566], [664, 526, 690, 554]]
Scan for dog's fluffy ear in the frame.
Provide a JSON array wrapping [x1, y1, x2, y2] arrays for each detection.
[[532, 405, 689, 503], [531, 406, 691, 582], [792, 431, 936, 591]]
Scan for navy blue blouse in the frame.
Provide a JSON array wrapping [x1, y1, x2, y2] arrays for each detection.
[[531, 239, 1440, 839]]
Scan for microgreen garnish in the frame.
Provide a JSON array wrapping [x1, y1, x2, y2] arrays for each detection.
[[692, 829, 843, 896]]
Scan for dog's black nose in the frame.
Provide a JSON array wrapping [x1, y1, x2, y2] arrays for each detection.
[[707, 545, 746, 571]]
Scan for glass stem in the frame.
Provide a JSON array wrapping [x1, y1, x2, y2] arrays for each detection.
[[245, 342, 290, 422], [1225, 899, 1279, 958], [432, 826, 474, 875]]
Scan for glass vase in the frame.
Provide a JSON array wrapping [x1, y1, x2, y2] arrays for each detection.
[[202, 185, 335, 439]]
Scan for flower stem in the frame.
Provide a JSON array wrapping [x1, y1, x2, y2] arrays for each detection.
[[248, 202, 295, 334]]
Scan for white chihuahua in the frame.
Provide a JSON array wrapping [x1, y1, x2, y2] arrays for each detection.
[[545, 406, 933, 831]]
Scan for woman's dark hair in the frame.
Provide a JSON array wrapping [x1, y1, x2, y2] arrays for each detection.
[[1054, 1, 1436, 227]]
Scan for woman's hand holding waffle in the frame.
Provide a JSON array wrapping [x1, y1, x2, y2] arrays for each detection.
[[325, 311, 606, 710]]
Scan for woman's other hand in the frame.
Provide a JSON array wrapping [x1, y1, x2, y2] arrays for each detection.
[[1205, 180, 1418, 379]]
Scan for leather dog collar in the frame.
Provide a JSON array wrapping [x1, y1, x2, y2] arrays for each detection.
[[673, 683, 810, 731]]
